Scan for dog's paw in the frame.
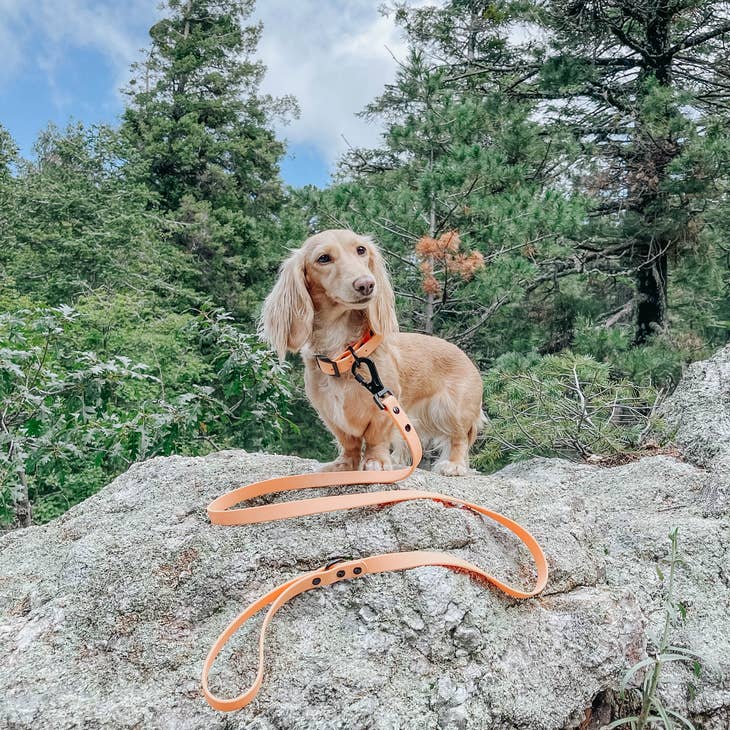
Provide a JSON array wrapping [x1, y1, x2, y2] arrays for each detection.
[[432, 460, 468, 477], [317, 459, 358, 472], [364, 458, 391, 471]]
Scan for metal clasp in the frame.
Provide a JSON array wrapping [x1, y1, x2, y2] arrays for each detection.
[[348, 349, 392, 410]]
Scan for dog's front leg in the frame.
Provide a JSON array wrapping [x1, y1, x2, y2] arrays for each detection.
[[318, 427, 362, 472], [362, 416, 394, 471]]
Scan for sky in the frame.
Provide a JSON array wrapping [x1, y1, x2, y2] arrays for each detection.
[[0, 0, 412, 188]]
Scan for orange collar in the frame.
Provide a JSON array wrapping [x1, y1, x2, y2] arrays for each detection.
[[314, 329, 383, 377]]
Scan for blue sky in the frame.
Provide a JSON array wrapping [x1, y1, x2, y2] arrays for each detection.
[[0, 0, 409, 188]]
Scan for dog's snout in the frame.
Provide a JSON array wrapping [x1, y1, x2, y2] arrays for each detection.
[[353, 276, 375, 297]]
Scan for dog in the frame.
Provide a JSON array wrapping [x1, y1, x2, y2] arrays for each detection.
[[260, 229, 484, 476]]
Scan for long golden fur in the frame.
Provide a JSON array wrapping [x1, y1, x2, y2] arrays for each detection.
[[260, 229, 484, 476]]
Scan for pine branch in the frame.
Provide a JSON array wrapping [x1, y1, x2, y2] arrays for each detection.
[[669, 19, 730, 54]]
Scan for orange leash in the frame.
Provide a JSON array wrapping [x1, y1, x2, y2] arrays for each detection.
[[201, 350, 549, 713]]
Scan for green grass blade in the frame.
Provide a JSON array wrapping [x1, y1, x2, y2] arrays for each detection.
[[652, 695, 674, 728], [666, 708, 696, 729]]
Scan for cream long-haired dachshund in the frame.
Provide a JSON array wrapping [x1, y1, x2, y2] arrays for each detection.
[[260, 229, 484, 476]]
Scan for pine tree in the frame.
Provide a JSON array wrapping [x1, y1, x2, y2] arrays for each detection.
[[0, 123, 183, 306], [122, 0, 297, 317], [0, 127, 19, 297], [0, 126, 15, 179], [509, 0, 730, 343]]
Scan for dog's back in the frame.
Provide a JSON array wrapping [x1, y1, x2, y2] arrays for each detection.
[[389, 333, 484, 475]]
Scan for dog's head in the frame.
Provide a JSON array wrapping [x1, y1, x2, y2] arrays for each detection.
[[260, 229, 398, 360]]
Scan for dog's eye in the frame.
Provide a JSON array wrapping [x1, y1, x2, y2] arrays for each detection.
[[356, 246, 367, 256], [316, 253, 332, 264]]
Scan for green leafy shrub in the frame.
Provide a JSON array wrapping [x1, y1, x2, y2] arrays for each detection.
[[0, 306, 292, 526], [476, 351, 664, 470]]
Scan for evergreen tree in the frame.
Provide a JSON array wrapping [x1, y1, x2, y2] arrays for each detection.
[[0, 127, 19, 293], [509, 0, 730, 343], [0, 123, 198, 309], [0, 125, 16, 182], [122, 0, 297, 317]]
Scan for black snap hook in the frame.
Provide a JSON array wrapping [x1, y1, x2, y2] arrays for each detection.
[[349, 351, 393, 410]]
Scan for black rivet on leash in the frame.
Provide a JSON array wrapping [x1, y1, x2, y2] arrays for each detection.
[[336, 569, 346, 578], [393, 406, 400, 414], [312, 577, 321, 585], [353, 567, 362, 575], [405, 424, 411, 432]]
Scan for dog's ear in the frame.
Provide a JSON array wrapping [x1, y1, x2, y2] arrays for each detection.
[[259, 250, 313, 361], [367, 240, 399, 337]]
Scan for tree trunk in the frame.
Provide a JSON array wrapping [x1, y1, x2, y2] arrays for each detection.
[[423, 192, 436, 335], [424, 290, 435, 335], [633, 7, 672, 344], [2, 430, 32, 529], [634, 249, 668, 344], [7, 472, 32, 530], [13, 488, 32, 529]]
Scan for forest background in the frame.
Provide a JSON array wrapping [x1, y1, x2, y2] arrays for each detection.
[[1, 0, 728, 528]]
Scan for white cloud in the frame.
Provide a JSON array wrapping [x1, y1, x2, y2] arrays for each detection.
[[0, 0, 411, 169], [254, 0, 409, 167], [0, 0, 30, 84], [0, 0, 156, 107]]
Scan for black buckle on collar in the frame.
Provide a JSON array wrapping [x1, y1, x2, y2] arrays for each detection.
[[349, 349, 392, 410], [315, 354, 341, 377]]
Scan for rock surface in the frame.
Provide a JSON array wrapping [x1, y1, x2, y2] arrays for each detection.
[[659, 343, 730, 515], [1, 348, 729, 730]]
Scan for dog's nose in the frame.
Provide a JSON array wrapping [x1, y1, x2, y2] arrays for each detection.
[[353, 276, 375, 297]]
